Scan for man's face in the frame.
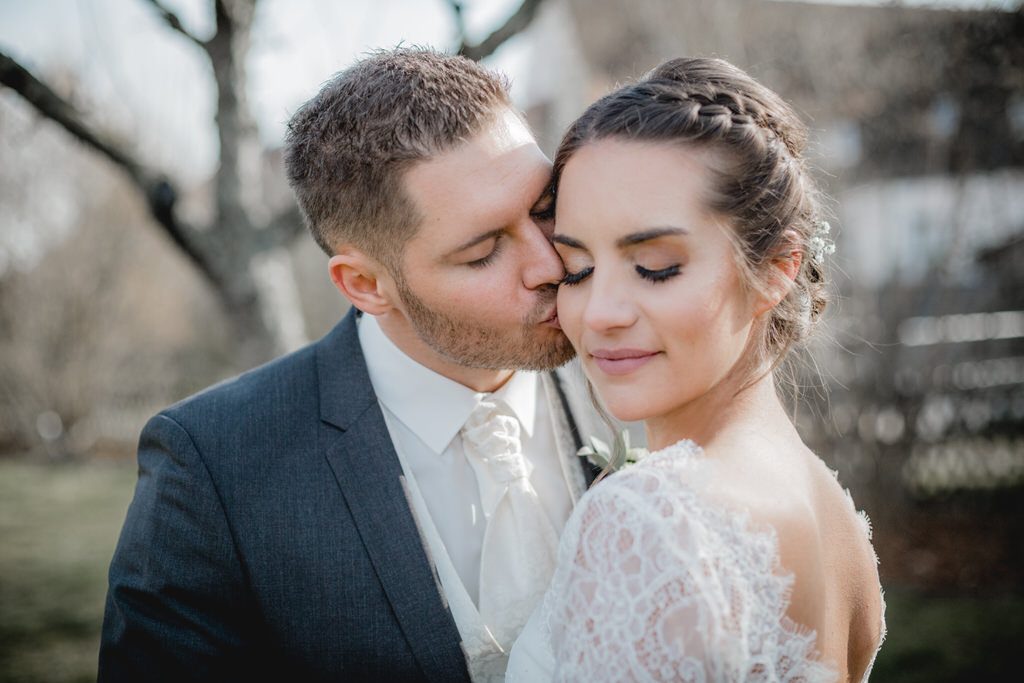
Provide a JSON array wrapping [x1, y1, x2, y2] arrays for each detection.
[[390, 109, 575, 371]]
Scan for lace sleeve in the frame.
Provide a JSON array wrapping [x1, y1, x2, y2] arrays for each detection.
[[540, 443, 837, 683]]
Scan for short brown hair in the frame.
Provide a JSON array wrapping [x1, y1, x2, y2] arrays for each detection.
[[552, 57, 829, 376], [284, 47, 512, 266]]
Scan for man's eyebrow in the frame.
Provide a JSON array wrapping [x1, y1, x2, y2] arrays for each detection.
[[448, 228, 504, 256], [616, 227, 688, 248], [551, 234, 585, 249]]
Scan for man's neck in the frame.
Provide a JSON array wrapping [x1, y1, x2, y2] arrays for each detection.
[[375, 313, 514, 394]]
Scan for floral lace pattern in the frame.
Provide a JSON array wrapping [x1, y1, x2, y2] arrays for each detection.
[[537, 440, 841, 683]]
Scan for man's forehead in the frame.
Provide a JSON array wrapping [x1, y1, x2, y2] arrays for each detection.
[[404, 111, 546, 205], [479, 108, 537, 153]]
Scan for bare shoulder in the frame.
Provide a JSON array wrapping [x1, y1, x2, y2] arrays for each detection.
[[698, 441, 823, 597], [700, 438, 877, 575], [698, 438, 822, 544], [792, 448, 886, 678], [700, 437, 884, 675], [804, 456, 887, 676]]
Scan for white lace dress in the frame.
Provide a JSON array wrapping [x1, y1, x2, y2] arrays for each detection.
[[506, 440, 884, 682]]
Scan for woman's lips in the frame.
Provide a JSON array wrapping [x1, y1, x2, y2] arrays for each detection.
[[590, 348, 660, 376]]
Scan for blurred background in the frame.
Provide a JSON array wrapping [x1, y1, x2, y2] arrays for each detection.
[[1, 0, 1021, 680]]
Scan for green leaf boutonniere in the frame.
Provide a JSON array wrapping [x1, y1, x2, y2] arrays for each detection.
[[577, 429, 649, 474]]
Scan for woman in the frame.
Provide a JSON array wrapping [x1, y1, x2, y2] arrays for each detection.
[[507, 58, 885, 681]]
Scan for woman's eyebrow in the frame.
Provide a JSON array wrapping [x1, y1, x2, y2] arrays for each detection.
[[552, 226, 687, 251], [616, 226, 688, 248], [551, 234, 586, 249]]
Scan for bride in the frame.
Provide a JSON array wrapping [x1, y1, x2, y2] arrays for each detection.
[[507, 57, 885, 681]]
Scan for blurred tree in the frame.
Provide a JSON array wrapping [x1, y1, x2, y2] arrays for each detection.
[[448, 0, 546, 60], [0, 92, 233, 458], [0, 0, 547, 365]]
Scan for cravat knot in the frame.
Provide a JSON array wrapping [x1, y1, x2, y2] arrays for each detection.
[[462, 399, 532, 482]]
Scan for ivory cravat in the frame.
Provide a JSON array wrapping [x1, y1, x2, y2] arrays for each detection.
[[461, 397, 561, 650]]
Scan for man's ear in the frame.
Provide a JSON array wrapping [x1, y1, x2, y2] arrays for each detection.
[[328, 249, 395, 315], [753, 230, 802, 317]]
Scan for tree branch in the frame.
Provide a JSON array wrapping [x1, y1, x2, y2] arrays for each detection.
[[0, 50, 219, 286], [446, 0, 469, 49], [142, 0, 209, 50], [206, 0, 260, 236], [455, 0, 546, 61], [253, 203, 305, 252], [1, 51, 146, 180]]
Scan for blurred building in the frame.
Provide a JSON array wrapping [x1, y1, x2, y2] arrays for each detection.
[[519, 0, 1024, 590]]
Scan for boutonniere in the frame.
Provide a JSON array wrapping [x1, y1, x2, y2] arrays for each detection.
[[577, 429, 648, 474]]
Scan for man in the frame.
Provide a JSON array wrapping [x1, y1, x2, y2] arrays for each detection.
[[99, 48, 600, 683]]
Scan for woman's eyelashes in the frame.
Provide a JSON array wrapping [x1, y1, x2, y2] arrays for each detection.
[[560, 263, 681, 286], [561, 266, 593, 286], [636, 264, 681, 282]]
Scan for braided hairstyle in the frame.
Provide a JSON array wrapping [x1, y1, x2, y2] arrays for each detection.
[[552, 57, 830, 377]]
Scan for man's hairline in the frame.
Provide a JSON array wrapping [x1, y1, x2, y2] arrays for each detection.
[[328, 102, 535, 272]]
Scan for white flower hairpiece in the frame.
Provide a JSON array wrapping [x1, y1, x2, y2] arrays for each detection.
[[808, 220, 836, 262]]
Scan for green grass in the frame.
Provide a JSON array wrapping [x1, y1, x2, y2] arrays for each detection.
[[871, 588, 1024, 682], [0, 458, 1020, 682], [0, 458, 136, 683]]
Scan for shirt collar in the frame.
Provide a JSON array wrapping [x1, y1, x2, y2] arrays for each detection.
[[358, 313, 537, 454]]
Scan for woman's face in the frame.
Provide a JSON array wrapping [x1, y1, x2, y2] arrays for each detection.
[[554, 139, 759, 423]]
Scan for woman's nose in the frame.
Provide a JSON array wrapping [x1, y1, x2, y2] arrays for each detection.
[[582, 270, 637, 333]]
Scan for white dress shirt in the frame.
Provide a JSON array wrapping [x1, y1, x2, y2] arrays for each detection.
[[358, 313, 574, 606]]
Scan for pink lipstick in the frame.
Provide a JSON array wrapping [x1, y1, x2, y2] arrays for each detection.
[[590, 348, 659, 376]]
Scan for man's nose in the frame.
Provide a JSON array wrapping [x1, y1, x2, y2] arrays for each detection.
[[521, 222, 566, 289]]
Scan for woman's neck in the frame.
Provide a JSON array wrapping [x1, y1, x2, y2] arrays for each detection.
[[644, 369, 792, 453]]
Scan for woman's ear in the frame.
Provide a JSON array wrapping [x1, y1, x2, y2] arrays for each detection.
[[753, 230, 802, 317], [328, 250, 395, 315]]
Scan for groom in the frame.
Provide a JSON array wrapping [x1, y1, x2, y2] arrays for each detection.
[[99, 48, 599, 683]]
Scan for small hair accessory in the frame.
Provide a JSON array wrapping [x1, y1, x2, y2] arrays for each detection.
[[808, 220, 836, 262]]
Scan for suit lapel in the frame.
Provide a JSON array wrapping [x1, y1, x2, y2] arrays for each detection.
[[317, 311, 470, 683]]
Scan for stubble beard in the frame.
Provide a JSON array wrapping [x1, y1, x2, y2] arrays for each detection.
[[395, 278, 576, 371]]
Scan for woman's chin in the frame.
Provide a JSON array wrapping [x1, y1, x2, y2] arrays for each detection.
[[601, 392, 659, 424], [585, 356, 670, 424]]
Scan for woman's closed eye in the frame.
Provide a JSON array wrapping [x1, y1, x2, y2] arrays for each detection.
[[560, 263, 681, 287], [561, 266, 593, 286], [636, 264, 681, 282]]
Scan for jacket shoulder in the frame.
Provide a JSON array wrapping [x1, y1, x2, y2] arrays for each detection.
[[168, 343, 319, 421]]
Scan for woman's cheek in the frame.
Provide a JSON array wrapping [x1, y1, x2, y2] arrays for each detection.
[[649, 280, 694, 325], [555, 287, 583, 343]]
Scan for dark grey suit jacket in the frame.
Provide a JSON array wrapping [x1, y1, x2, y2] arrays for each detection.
[[99, 309, 596, 682]]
